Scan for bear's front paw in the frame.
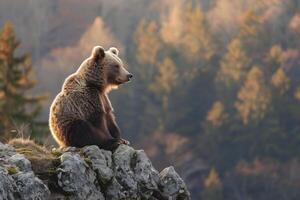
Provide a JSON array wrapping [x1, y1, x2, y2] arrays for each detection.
[[119, 138, 130, 145], [103, 138, 121, 151]]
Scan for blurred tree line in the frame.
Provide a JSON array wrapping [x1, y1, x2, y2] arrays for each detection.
[[111, 0, 300, 199], [0, 23, 45, 141], [2, 0, 300, 199]]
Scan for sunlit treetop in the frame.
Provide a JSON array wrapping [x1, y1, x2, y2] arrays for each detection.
[[235, 66, 271, 125]]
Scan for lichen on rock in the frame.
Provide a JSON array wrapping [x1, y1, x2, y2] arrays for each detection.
[[0, 140, 191, 200], [0, 141, 50, 200]]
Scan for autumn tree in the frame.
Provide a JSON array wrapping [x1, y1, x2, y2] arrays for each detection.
[[205, 101, 228, 128], [160, 2, 214, 62], [131, 20, 164, 136], [0, 23, 44, 140], [238, 9, 268, 59], [239, 9, 262, 39], [201, 168, 223, 200], [271, 68, 290, 95], [264, 46, 290, 96], [216, 39, 250, 87], [265, 45, 283, 77], [215, 38, 251, 107], [135, 20, 161, 66], [150, 57, 178, 130], [235, 66, 271, 125]]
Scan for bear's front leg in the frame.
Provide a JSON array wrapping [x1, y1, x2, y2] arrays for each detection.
[[106, 112, 130, 145], [94, 115, 127, 150]]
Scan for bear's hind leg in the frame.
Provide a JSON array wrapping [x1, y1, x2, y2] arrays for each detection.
[[65, 119, 120, 150], [64, 120, 95, 147]]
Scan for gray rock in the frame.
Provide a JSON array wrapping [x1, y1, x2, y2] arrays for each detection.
[[112, 145, 138, 198], [8, 154, 31, 172], [105, 177, 126, 200], [0, 142, 16, 158], [134, 150, 160, 199], [0, 142, 50, 200], [0, 167, 18, 200], [12, 171, 50, 200], [0, 141, 191, 199], [159, 166, 191, 200], [57, 152, 105, 200], [82, 145, 113, 184]]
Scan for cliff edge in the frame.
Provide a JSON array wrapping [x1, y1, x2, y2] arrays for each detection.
[[0, 139, 190, 200]]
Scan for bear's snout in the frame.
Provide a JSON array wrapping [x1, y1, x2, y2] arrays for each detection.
[[127, 73, 133, 80], [116, 73, 133, 84]]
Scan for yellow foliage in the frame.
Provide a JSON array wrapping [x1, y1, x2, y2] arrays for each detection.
[[150, 57, 177, 94], [239, 9, 262, 38], [160, 3, 183, 45], [289, 14, 300, 33], [135, 20, 161, 65], [235, 66, 271, 124], [204, 168, 222, 188], [206, 101, 227, 127], [294, 87, 300, 101], [164, 133, 189, 155], [271, 68, 289, 94], [79, 17, 123, 54], [160, 3, 214, 61], [216, 39, 250, 86], [268, 45, 283, 63]]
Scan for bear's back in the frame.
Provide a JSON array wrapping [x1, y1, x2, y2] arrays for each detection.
[[50, 73, 103, 124]]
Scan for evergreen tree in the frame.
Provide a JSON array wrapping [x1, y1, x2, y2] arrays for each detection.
[[0, 23, 44, 140]]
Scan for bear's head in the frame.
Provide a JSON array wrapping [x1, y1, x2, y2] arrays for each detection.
[[78, 46, 133, 92]]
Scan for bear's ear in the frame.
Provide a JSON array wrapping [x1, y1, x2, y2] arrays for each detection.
[[109, 47, 119, 56], [91, 46, 105, 60]]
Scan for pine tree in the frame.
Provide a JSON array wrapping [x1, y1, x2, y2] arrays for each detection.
[[0, 23, 44, 139]]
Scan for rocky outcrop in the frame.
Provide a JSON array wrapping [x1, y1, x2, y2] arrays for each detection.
[[0, 141, 190, 200]]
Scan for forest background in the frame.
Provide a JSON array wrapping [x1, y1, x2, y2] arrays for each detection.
[[1, 0, 300, 199]]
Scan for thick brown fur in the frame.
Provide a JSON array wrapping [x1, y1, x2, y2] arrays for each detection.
[[49, 46, 132, 150]]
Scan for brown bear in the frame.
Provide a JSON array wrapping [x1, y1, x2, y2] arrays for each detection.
[[49, 46, 132, 150]]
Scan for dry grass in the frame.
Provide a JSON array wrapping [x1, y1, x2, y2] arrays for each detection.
[[8, 138, 61, 182]]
